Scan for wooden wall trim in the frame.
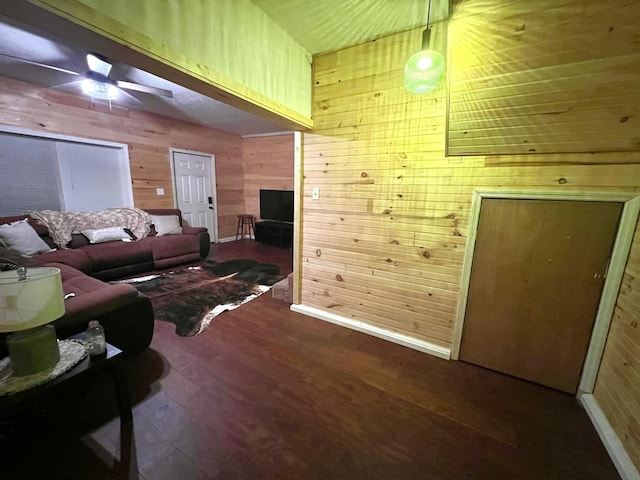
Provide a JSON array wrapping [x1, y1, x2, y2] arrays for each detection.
[[290, 304, 451, 360], [0, 124, 127, 149], [293, 131, 303, 304], [451, 190, 483, 359], [580, 195, 640, 393], [580, 394, 640, 480]]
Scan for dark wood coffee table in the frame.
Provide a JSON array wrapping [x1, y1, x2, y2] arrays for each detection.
[[0, 339, 132, 424]]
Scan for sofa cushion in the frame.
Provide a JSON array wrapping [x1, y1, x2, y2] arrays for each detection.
[[140, 234, 199, 262], [35, 248, 92, 273], [0, 219, 53, 257], [154, 252, 201, 269], [80, 241, 152, 273], [55, 280, 139, 330], [41, 260, 141, 336]]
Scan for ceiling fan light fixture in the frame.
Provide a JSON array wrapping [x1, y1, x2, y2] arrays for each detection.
[[81, 78, 119, 100]]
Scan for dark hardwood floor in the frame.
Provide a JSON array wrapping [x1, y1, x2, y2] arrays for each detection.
[[0, 240, 619, 479]]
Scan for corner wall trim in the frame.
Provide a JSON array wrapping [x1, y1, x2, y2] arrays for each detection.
[[290, 304, 451, 360], [580, 394, 640, 480]]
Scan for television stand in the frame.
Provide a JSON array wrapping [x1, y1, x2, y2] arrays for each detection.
[[255, 221, 292, 249]]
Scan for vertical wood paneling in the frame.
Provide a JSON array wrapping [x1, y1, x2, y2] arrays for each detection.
[[307, 24, 473, 349], [0, 76, 244, 239], [304, 1, 640, 470], [242, 134, 294, 220], [447, 0, 640, 155]]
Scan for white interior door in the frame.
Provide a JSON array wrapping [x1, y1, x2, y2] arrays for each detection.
[[171, 149, 217, 242]]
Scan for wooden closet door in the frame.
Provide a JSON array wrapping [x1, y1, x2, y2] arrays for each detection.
[[459, 199, 622, 394]]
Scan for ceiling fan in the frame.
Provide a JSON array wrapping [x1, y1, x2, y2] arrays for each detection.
[[0, 51, 173, 100]]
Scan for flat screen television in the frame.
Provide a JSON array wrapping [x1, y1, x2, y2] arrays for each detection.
[[260, 189, 294, 223]]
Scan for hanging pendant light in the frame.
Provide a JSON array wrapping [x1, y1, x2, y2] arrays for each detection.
[[404, 0, 444, 94]]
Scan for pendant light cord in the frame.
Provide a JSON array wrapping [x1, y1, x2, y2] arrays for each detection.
[[426, 0, 432, 28], [421, 0, 433, 49]]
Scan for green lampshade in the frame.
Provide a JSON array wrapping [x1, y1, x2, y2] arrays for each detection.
[[0, 267, 64, 376], [404, 49, 444, 94]]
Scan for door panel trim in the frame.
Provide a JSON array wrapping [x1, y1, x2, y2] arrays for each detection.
[[451, 189, 640, 396], [169, 148, 218, 243]]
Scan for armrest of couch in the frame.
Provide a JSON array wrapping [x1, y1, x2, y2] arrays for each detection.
[[144, 208, 210, 258], [182, 225, 206, 235], [190, 228, 210, 258]]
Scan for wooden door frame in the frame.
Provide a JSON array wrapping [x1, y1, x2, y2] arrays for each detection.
[[451, 190, 640, 395], [292, 131, 303, 304], [169, 148, 218, 243]]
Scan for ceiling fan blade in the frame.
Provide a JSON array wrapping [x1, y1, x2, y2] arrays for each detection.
[[116, 80, 174, 98], [0, 53, 80, 76], [118, 87, 144, 105], [86, 52, 112, 77]]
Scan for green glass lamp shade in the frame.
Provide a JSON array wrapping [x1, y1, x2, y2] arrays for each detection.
[[404, 49, 444, 94]]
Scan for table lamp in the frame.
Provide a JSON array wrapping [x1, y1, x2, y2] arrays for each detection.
[[0, 266, 65, 376]]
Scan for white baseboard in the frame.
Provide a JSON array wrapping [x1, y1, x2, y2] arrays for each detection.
[[217, 235, 254, 243], [580, 393, 640, 480], [290, 304, 451, 360]]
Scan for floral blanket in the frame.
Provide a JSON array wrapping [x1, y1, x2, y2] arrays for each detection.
[[29, 208, 151, 248]]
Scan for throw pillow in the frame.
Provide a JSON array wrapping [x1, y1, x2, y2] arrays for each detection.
[[82, 226, 132, 244], [151, 215, 182, 236], [0, 219, 54, 257]]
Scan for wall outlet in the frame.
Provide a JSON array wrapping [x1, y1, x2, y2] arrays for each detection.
[[156, 187, 165, 196], [312, 187, 319, 200]]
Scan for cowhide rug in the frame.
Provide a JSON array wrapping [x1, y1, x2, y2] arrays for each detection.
[[115, 259, 282, 336]]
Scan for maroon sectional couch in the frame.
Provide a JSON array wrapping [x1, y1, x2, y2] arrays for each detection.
[[0, 208, 210, 357]]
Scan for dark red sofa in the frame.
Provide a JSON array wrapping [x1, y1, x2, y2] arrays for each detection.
[[0, 208, 210, 357]]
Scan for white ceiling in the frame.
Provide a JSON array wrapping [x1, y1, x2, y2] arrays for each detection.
[[0, 1, 448, 136]]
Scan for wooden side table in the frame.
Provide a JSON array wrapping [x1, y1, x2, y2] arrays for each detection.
[[235, 214, 256, 240], [0, 340, 131, 425]]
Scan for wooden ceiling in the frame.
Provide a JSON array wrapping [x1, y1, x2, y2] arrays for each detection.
[[253, 0, 450, 55]]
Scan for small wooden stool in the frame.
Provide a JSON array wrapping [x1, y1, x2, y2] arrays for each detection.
[[235, 214, 255, 240]]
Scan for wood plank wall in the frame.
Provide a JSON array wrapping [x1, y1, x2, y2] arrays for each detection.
[[242, 134, 295, 221], [306, 22, 472, 350], [304, 0, 640, 469], [0, 76, 244, 239], [447, 0, 640, 155]]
